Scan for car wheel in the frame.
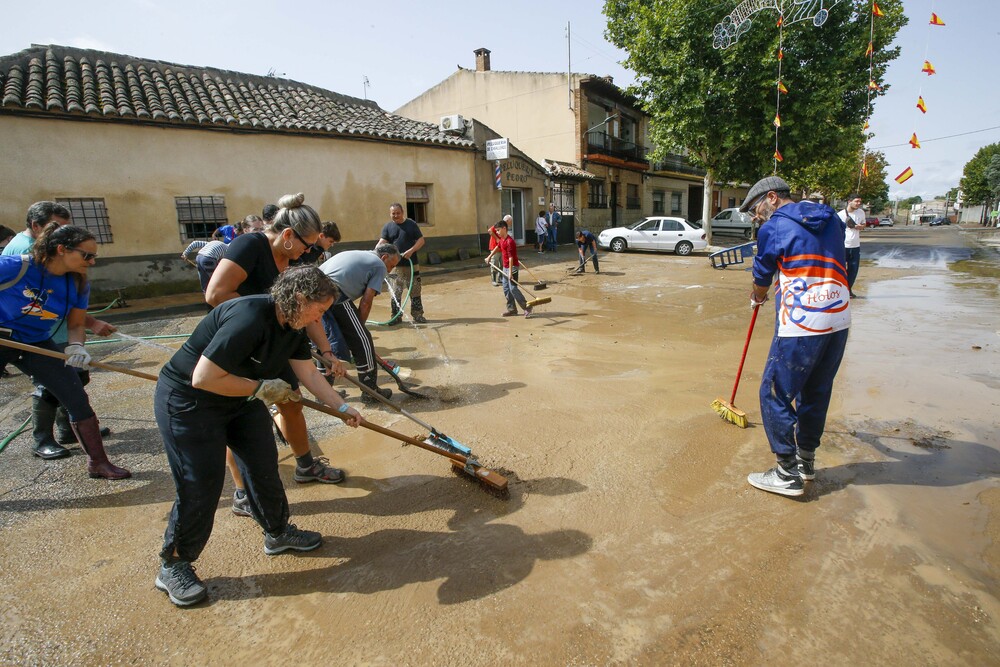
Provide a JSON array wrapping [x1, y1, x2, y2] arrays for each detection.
[[743, 228, 753, 240], [675, 241, 693, 256], [610, 237, 627, 253]]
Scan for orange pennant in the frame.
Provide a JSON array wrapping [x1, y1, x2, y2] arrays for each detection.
[[863, 119, 870, 130], [872, 2, 884, 17], [773, 114, 781, 128], [862, 162, 869, 177], [868, 80, 881, 91], [774, 149, 783, 162], [895, 167, 914, 184], [865, 41, 873, 58], [777, 81, 788, 94], [922, 60, 936, 75], [909, 133, 921, 149], [929, 13, 945, 26], [777, 48, 784, 61], [916, 96, 927, 113]]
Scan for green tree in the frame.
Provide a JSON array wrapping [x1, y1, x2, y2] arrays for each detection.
[[604, 0, 905, 242], [960, 143, 1000, 205]]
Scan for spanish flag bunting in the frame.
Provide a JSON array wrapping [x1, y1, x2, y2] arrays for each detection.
[[929, 13, 945, 26], [872, 2, 884, 17], [863, 119, 870, 130], [774, 149, 783, 162], [916, 96, 927, 113], [862, 162, 869, 177], [777, 81, 788, 94], [922, 60, 936, 75], [909, 133, 921, 149], [776, 15, 783, 27], [868, 80, 881, 91], [895, 166, 914, 184], [773, 114, 781, 128], [777, 48, 784, 61], [865, 41, 873, 58]]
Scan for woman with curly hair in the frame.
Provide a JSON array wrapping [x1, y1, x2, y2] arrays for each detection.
[[0, 223, 129, 479], [154, 265, 363, 606]]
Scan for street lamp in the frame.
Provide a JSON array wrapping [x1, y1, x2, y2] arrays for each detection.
[[586, 111, 619, 134]]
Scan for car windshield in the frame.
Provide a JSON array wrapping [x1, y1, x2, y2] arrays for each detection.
[[687, 219, 702, 229]]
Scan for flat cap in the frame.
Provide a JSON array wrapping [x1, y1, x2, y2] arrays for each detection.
[[739, 176, 791, 212]]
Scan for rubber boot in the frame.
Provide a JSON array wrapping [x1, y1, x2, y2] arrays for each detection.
[[359, 371, 392, 405], [388, 302, 401, 326], [70, 415, 131, 480], [56, 405, 110, 444], [31, 396, 71, 460]]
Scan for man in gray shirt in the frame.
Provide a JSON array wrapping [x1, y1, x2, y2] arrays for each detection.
[[319, 244, 400, 403]]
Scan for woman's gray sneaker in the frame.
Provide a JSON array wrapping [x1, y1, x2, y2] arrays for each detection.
[[264, 523, 322, 555], [155, 559, 207, 607]]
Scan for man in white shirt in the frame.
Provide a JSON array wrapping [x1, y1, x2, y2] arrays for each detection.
[[838, 194, 864, 298]]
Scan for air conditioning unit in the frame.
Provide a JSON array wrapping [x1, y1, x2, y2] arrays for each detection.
[[439, 114, 465, 133]]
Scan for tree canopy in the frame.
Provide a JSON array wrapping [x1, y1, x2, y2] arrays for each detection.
[[604, 0, 905, 232], [960, 143, 1000, 206]]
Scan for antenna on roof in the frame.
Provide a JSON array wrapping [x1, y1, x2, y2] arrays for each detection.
[[266, 68, 285, 78], [363, 76, 371, 100]]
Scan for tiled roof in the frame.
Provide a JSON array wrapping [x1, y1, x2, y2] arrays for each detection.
[[544, 160, 600, 181], [0, 44, 475, 148]]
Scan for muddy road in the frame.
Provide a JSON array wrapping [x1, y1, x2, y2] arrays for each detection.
[[1, 225, 997, 665]]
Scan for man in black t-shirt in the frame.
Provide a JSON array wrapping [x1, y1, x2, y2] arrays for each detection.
[[377, 203, 427, 324]]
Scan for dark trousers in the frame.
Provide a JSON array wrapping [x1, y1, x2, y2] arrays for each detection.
[[195, 255, 219, 293], [759, 329, 849, 459], [845, 247, 860, 291], [0, 340, 94, 420], [31, 340, 90, 405], [328, 300, 376, 375], [578, 250, 599, 272], [155, 383, 289, 562]]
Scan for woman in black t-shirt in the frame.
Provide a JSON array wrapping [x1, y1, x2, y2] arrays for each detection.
[[205, 193, 349, 513], [153, 266, 363, 607]]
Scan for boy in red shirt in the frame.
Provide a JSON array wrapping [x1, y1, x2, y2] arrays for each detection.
[[485, 219, 532, 318]]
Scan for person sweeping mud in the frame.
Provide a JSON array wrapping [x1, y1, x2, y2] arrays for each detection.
[[485, 219, 532, 318], [742, 176, 851, 497], [154, 266, 363, 606]]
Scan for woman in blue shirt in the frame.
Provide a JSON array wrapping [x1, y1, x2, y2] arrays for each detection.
[[0, 224, 129, 479]]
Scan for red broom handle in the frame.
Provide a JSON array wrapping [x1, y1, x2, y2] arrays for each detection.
[[729, 305, 761, 405]]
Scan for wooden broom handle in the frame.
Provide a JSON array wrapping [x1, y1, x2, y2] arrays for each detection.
[[0, 337, 159, 381]]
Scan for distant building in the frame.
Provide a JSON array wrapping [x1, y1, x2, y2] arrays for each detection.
[[0, 44, 478, 291]]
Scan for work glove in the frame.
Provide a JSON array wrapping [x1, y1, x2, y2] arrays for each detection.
[[750, 293, 768, 309], [64, 343, 92, 370], [251, 378, 300, 405]]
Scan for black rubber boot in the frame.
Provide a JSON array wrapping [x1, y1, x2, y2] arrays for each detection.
[[359, 371, 392, 405], [31, 396, 70, 459], [56, 405, 110, 444]]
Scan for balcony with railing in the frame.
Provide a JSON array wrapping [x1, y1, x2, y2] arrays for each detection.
[[586, 131, 648, 164], [650, 153, 706, 177]]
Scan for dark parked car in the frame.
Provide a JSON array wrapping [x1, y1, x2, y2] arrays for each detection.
[[928, 216, 951, 226]]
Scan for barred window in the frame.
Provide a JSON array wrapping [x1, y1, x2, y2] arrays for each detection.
[[176, 196, 228, 241], [56, 198, 113, 244], [552, 183, 575, 212]]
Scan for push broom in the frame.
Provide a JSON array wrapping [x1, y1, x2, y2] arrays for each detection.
[[517, 261, 548, 290], [504, 271, 552, 308], [711, 304, 761, 428], [0, 338, 509, 496]]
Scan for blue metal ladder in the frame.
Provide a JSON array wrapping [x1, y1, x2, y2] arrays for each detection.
[[709, 242, 756, 269]]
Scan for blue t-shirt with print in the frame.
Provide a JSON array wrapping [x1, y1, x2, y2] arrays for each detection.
[[0, 255, 89, 343]]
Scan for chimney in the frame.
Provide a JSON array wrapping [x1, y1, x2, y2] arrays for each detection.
[[474, 48, 491, 72]]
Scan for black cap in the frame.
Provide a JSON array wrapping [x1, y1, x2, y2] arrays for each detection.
[[739, 176, 791, 212]]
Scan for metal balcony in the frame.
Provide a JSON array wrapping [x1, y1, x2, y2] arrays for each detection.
[[586, 131, 648, 164]]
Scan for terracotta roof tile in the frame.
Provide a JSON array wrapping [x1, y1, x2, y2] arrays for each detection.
[[0, 44, 473, 148]]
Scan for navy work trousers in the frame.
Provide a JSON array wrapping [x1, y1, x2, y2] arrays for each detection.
[[759, 328, 849, 459], [155, 382, 290, 562]]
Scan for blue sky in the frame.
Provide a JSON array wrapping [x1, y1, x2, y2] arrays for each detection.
[[3, 0, 996, 201]]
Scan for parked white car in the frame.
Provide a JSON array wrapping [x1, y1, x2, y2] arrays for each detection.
[[598, 217, 708, 256], [710, 208, 756, 239]]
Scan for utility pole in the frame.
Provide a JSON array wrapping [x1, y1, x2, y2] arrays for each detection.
[[567, 21, 573, 110]]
